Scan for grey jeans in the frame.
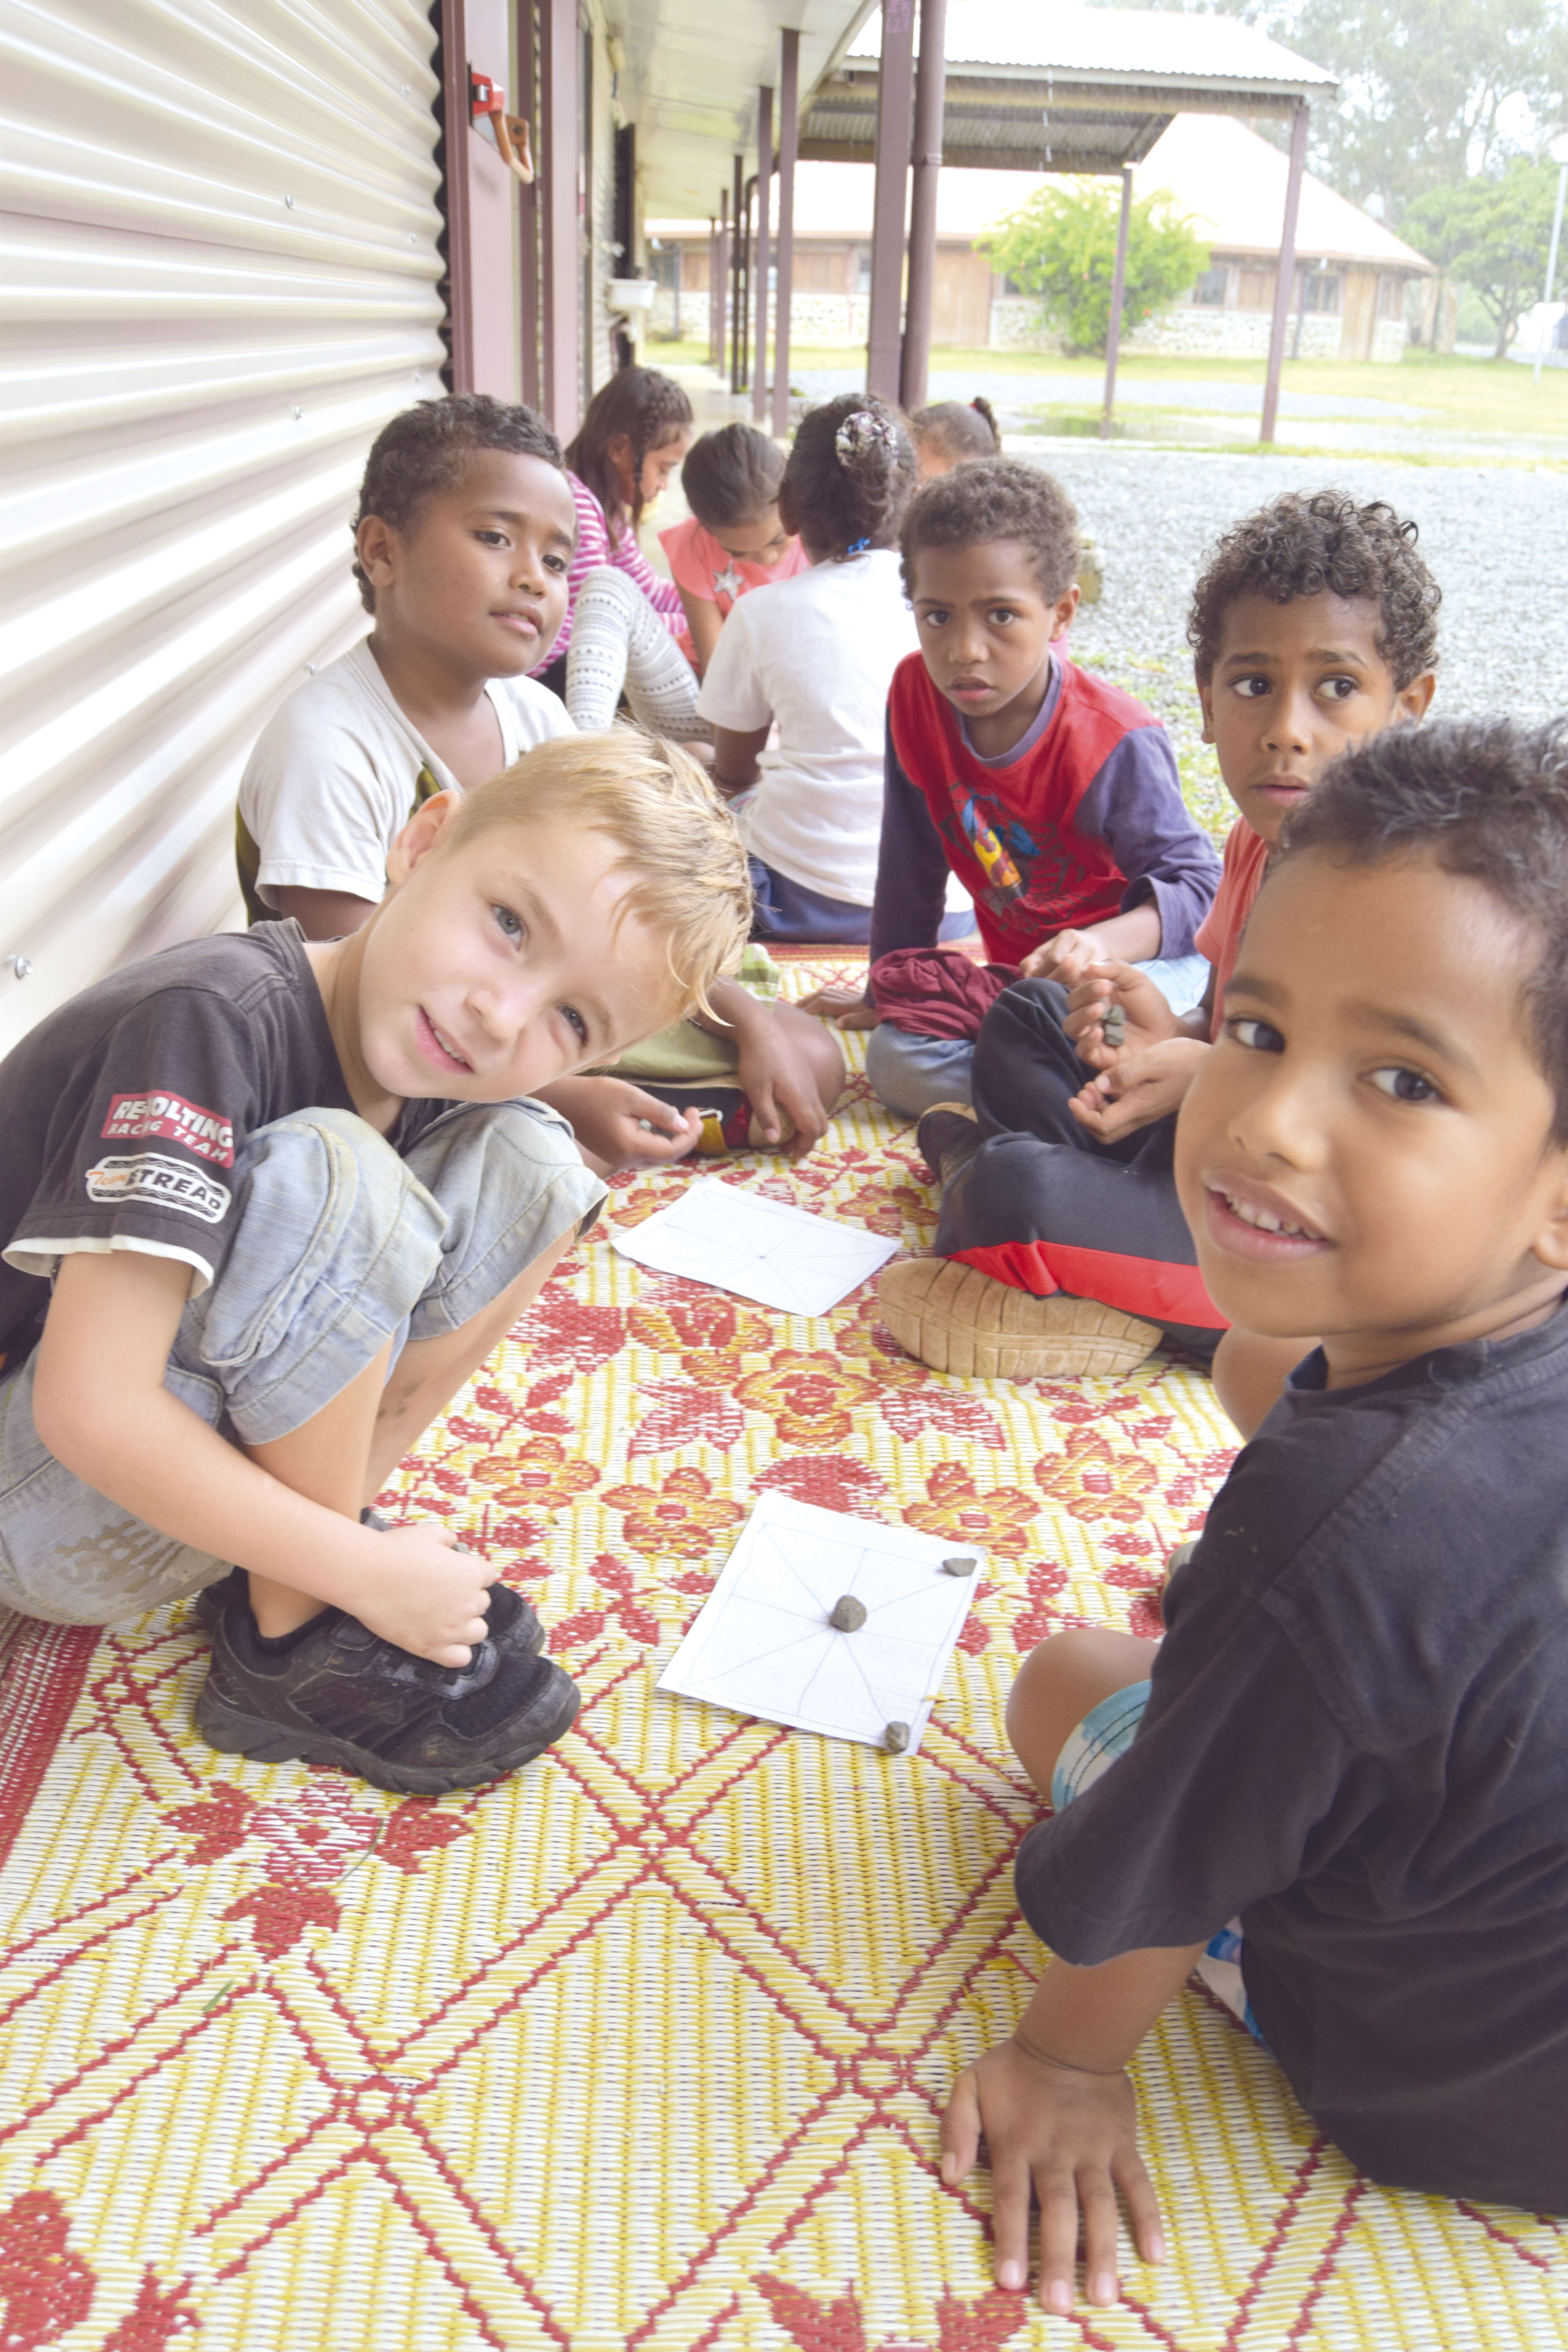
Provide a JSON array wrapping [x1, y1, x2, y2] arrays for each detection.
[[0, 1102, 604, 1626]]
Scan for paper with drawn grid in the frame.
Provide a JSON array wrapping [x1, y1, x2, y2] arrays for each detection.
[[657, 1492, 983, 1752], [607, 1176, 899, 1316]]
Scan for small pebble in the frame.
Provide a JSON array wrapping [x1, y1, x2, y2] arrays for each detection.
[[1102, 1004, 1127, 1046], [941, 1555, 977, 1578], [829, 1595, 867, 1631], [884, 1720, 910, 1753]]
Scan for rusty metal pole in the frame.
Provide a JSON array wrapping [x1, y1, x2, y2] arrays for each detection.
[[867, 0, 916, 399], [1100, 165, 1133, 440], [900, 0, 947, 413], [753, 85, 773, 423], [538, 0, 580, 436], [772, 29, 799, 437], [1261, 103, 1309, 444], [730, 152, 745, 390]]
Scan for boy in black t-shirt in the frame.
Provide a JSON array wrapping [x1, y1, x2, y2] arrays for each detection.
[[0, 733, 750, 1795], [940, 717, 1568, 2308]]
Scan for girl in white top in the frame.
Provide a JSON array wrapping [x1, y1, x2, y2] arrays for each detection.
[[699, 394, 968, 945]]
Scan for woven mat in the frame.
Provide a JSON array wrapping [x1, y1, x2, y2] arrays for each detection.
[[1, 964, 1562, 2351]]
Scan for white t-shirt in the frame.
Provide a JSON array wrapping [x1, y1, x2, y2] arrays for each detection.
[[238, 638, 575, 909], [695, 549, 919, 907]]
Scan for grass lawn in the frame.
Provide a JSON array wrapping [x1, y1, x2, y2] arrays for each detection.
[[652, 341, 1567, 452]]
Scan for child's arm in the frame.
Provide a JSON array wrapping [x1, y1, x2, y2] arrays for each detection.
[[273, 886, 378, 941], [32, 1251, 490, 1663], [694, 978, 844, 1160], [534, 1076, 702, 1175], [676, 586, 724, 673], [942, 1940, 1203, 2311], [800, 726, 952, 1027], [711, 724, 770, 794]]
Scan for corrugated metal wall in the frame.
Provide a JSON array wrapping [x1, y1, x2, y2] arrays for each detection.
[[0, 0, 449, 1056]]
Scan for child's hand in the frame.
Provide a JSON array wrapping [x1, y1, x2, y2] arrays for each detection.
[[798, 984, 878, 1031], [941, 2039, 1165, 2314], [737, 1022, 830, 1159], [1018, 928, 1109, 989], [1069, 1040, 1210, 1143], [1064, 960, 1182, 1068], [540, 1076, 702, 1175], [345, 1522, 495, 1667]]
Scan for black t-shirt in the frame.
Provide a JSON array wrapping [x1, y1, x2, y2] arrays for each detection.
[[1016, 1306, 1568, 2213], [0, 922, 452, 1358]]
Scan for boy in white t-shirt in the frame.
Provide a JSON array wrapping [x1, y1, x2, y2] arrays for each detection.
[[699, 394, 972, 946], [239, 394, 843, 1169]]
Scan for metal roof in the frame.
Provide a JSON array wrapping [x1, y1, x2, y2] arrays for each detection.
[[807, 1, 1338, 175]]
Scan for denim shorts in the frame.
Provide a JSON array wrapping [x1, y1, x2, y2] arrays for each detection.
[[0, 1100, 604, 1627], [1052, 1679, 1267, 2047]]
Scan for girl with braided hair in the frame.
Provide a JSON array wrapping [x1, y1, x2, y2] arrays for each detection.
[[533, 367, 722, 742], [911, 396, 1001, 479], [697, 392, 973, 944]]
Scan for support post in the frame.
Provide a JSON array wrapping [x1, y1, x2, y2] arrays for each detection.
[[773, 29, 799, 437], [714, 195, 730, 372], [515, 0, 539, 406], [1536, 161, 1567, 383], [438, 0, 473, 392], [1100, 164, 1133, 441], [753, 85, 773, 423], [900, 0, 947, 413], [867, 0, 916, 399], [1261, 102, 1308, 445], [730, 152, 745, 390], [539, 0, 581, 437]]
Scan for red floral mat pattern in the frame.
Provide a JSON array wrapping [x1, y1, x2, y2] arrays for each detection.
[[0, 976, 1563, 2350]]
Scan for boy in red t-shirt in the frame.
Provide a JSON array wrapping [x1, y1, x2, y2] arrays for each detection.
[[883, 491, 1441, 1385], [805, 460, 1220, 1108]]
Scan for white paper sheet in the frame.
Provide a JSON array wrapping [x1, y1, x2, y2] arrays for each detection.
[[656, 1492, 984, 1752], [606, 1177, 899, 1316]]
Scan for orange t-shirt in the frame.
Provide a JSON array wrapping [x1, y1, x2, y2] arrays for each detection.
[[1194, 817, 1271, 1039], [658, 517, 809, 618]]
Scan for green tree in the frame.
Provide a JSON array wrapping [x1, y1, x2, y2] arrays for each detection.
[[983, 183, 1209, 357], [1404, 155, 1564, 354], [1287, 0, 1568, 227]]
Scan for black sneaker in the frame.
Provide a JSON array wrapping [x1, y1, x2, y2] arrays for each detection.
[[194, 1603, 580, 1794], [189, 1515, 546, 1659]]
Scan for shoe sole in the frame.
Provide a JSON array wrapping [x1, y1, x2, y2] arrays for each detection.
[[878, 1258, 1160, 1381], [193, 1670, 581, 1796]]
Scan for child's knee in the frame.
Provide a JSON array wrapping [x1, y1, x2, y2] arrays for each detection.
[[399, 1100, 604, 1338], [184, 1107, 446, 1442], [1005, 1626, 1155, 1789]]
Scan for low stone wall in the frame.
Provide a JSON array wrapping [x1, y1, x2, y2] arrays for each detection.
[[1371, 318, 1408, 363], [648, 288, 871, 348]]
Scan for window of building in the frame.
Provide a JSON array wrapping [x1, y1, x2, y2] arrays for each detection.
[[1301, 270, 1342, 315], [1192, 266, 1228, 307]]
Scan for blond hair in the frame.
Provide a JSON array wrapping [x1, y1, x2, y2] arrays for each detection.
[[442, 727, 752, 1018]]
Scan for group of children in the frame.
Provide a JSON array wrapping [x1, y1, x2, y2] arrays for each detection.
[[1, 361, 1564, 2286]]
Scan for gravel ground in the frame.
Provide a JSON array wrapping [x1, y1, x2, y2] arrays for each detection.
[[1008, 443, 1568, 836]]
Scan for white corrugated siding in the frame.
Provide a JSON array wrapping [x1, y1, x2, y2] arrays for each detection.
[[0, 0, 449, 1056]]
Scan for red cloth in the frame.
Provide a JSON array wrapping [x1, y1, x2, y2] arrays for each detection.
[[869, 947, 1017, 1040], [887, 652, 1158, 965], [1194, 817, 1271, 1040]]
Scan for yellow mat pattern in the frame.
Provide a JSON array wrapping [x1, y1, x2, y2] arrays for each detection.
[[0, 973, 1563, 2351]]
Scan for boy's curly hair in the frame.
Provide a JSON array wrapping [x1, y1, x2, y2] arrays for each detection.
[[1187, 491, 1441, 688], [352, 394, 564, 613], [899, 457, 1079, 601], [781, 393, 916, 559], [565, 366, 694, 543], [1279, 715, 1568, 1142]]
